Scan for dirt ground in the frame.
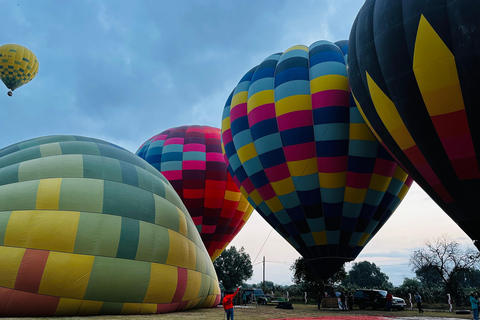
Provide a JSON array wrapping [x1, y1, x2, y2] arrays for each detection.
[[2, 304, 472, 320]]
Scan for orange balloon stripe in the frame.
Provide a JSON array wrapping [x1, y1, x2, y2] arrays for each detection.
[[171, 268, 188, 303], [431, 111, 480, 180], [14, 249, 50, 294], [413, 15, 480, 181], [156, 302, 182, 314], [0, 286, 220, 316], [403, 145, 453, 202], [365, 72, 453, 203], [0, 287, 60, 317]]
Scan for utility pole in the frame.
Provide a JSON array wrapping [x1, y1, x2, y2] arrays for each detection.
[[263, 256, 265, 293]]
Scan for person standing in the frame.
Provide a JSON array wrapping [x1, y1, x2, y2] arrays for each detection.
[[414, 292, 424, 313], [316, 292, 323, 310], [340, 292, 346, 310], [470, 293, 479, 320], [386, 291, 393, 311], [223, 287, 240, 320], [347, 292, 354, 310]]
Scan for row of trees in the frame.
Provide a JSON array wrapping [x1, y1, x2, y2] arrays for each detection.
[[291, 235, 480, 306], [214, 235, 480, 307]]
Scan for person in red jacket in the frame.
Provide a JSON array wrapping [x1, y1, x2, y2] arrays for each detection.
[[386, 291, 393, 311], [223, 287, 240, 320]]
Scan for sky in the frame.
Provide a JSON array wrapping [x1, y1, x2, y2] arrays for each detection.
[[0, 0, 473, 287]]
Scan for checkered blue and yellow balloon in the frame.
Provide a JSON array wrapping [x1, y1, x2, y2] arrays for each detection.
[[221, 40, 414, 280], [0, 44, 38, 96]]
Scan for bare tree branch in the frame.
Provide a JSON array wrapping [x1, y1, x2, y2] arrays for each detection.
[[409, 234, 480, 306]]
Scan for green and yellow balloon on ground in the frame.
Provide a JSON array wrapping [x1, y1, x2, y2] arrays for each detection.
[[0, 135, 220, 316], [0, 44, 39, 96]]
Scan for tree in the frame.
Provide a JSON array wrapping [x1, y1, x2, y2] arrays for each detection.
[[213, 246, 253, 291], [342, 261, 393, 290], [397, 277, 422, 304], [243, 281, 295, 297], [409, 235, 480, 306], [252, 280, 276, 292], [290, 257, 324, 298], [290, 257, 346, 297], [414, 265, 444, 302], [459, 268, 480, 290]]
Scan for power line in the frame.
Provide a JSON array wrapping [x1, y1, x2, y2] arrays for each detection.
[[253, 260, 295, 266], [253, 228, 274, 265]]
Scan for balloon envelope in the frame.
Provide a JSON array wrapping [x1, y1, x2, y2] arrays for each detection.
[[348, 0, 480, 247], [0, 135, 220, 316], [136, 125, 254, 261], [221, 40, 413, 279], [0, 44, 39, 93]]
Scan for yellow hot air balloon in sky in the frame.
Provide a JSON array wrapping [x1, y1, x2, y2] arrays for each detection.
[[0, 44, 39, 96]]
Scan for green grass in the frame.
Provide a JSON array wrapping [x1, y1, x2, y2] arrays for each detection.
[[1, 304, 473, 320]]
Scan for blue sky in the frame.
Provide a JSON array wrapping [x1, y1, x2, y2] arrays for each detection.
[[0, 0, 472, 287]]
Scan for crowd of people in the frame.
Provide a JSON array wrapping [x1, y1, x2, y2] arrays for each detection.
[[223, 286, 480, 320]]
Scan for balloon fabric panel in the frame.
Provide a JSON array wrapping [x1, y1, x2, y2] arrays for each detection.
[[0, 135, 220, 316], [222, 40, 413, 280], [348, 0, 480, 246], [136, 125, 254, 261]]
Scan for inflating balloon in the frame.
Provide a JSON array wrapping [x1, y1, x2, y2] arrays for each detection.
[[0, 135, 220, 317], [348, 0, 480, 248], [221, 40, 413, 279], [0, 44, 39, 96], [136, 125, 254, 261]]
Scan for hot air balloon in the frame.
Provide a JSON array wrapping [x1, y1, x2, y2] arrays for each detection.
[[136, 125, 254, 261], [221, 40, 413, 280], [348, 0, 480, 248], [0, 135, 220, 317], [0, 44, 39, 96]]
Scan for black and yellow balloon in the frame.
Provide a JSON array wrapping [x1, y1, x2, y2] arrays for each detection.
[[0, 44, 39, 96], [348, 0, 480, 247]]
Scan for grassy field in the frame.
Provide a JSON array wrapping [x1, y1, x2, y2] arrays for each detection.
[[2, 304, 473, 320]]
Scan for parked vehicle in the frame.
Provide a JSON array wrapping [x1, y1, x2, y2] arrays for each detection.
[[243, 288, 269, 304], [354, 289, 406, 310]]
